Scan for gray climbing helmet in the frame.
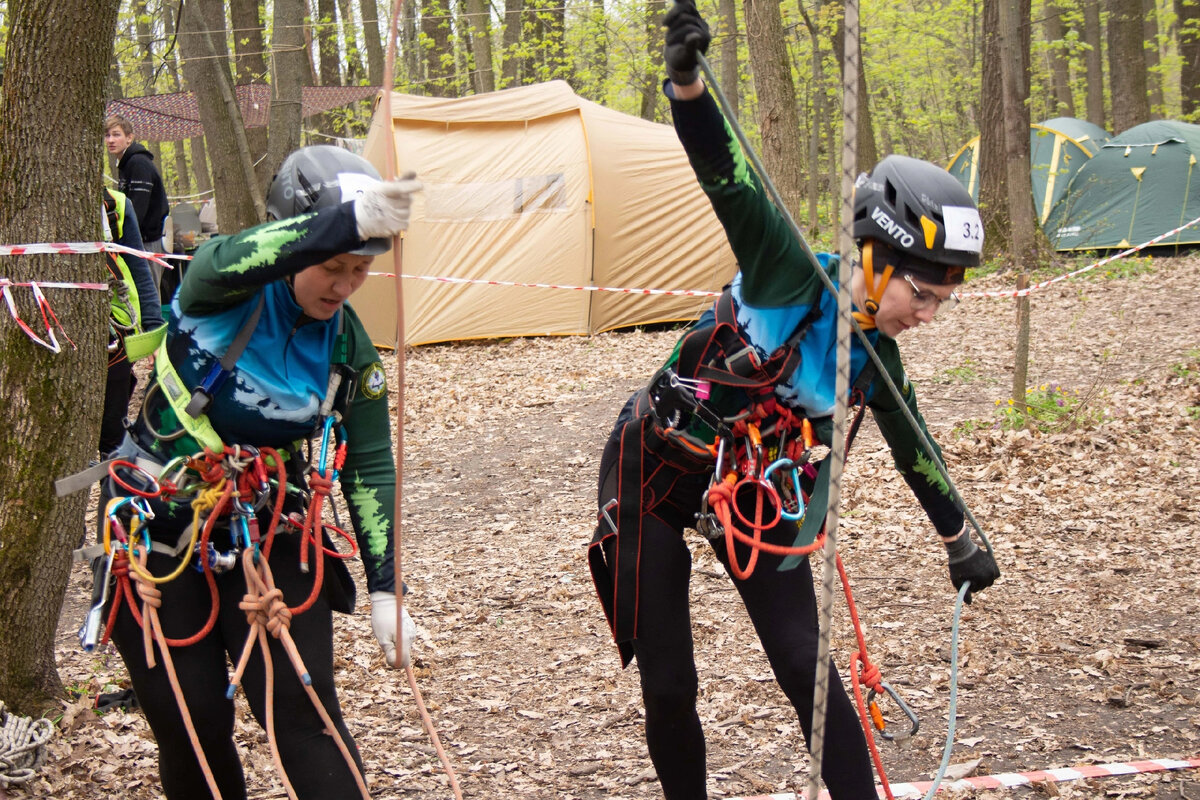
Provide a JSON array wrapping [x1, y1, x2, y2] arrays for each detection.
[[852, 154, 983, 281], [266, 144, 389, 256]]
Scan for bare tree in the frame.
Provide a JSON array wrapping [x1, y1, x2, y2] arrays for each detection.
[[830, 0, 875, 173], [0, 0, 118, 714], [744, 0, 805, 219], [1107, 0, 1150, 132], [362, 0, 386, 85]]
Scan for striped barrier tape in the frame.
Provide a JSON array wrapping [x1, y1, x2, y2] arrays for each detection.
[[726, 755, 1200, 799], [959, 213, 1200, 299], [0, 240, 185, 269], [367, 271, 723, 298]]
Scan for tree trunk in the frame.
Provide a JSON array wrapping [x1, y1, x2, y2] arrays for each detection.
[[134, 0, 166, 182], [1083, 0, 1106, 129], [639, 0, 667, 120], [190, 136, 214, 195], [1043, 2, 1075, 117], [179, 0, 262, 230], [162, 0, 193, 195], [229, 0, 271, 187], [0, 0, 118, 716], [465, 0, 496, 92], [361, 0, 385, 86], [536, 0, 568, 83], [743, 0, 805, 220], [831, 0, 876, 172], [1143, 0, 1163, 117], [337, 0, 367, 85], [1181, 0, 1200, 119], [719, 0, 740, 120], [501, 0, 525, 87], [315, 0, 343, 136], [798, 0, 822, 235], [402, 0, 420, 85], [268, 0, 308, 184], [421, 0, 454, 96], [979, 0, 1009, 257], [1108, 0, 1150, 132]]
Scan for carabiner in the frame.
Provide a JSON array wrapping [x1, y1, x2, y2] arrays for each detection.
[[867, 683, 920, 741], [762, 458, 805, 521]]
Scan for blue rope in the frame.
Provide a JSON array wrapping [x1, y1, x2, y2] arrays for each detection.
[[920, 582, 969, 800]]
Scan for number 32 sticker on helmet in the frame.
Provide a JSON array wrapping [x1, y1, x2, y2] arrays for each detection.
[[942, 206, 984, 254]]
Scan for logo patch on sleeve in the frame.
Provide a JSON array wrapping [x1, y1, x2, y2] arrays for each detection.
[[360, 362, 387, 399]]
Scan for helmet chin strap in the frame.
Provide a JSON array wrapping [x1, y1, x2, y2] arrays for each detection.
[[851, 240, 893, 331]]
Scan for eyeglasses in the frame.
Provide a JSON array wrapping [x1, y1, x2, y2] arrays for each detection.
[[903, 274, 960, 314]]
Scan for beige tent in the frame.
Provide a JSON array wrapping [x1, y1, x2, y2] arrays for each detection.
[[358, 80, 737, 347]]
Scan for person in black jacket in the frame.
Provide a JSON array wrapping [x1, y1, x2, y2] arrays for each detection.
[[105, 114, 170, 291]]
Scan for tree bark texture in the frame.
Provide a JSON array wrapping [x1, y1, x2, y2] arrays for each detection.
[[267, 0, 307, 184], [718, 0, 740, 121], [180, 0, 263, 229], [501, 0, 525, 87], [1042, 3, 1075, 117], [979, 0, 1009, 257], [1177, 0, 1200, 119], [315, 0, 344, 136], [1083, 0, 1106, 129], [228, 0, 271, 187], [831, 1, 876, 173], [421, 0, 454, 96], [1107, 0, 1150, 132], [1143, 0, 1163, 117], [361, 0, 385, 86], [639, 0, 667, 121], [743, 0, 805, 221], [163, 0, 193, 195], [465, 0, 496, 93], [0, 0, 118, 715]]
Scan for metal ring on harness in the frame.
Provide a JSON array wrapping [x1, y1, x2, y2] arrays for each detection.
[[108, 460, 162, 499]]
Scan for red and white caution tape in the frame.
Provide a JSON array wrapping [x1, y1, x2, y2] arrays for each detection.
[[0, 240, 185, 269], [960, 214, 1200, 299], [0, 281, 75, 352], [368, 271, 722, 299], [727, 755, 1200, 799]]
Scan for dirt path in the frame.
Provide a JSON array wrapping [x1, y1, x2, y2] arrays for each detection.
[[24, 255, 1200, 799]]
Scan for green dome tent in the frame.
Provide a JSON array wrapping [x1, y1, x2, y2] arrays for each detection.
[[1045, 120, 1200, 251], [947, 118, 1110, 225]]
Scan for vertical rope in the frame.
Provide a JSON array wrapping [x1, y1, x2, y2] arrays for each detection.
[[805, 0, 858, 794], [381, 9, 464, 798]]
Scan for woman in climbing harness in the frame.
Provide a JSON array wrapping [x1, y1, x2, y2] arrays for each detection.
[[587, 4, 1001, 798], [83, 145, 420, 800]]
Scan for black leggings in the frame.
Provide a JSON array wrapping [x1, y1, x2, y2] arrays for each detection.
[[107, 532, 365, 800], [597, 415, 877, 799]]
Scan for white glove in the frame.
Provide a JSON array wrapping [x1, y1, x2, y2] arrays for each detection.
[[353, 173, 423, 240], [370, 591, 416, 668]]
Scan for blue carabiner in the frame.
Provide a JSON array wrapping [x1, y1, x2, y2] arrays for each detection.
[[318, 415, 336, 476], [763, 458, 805, 521]]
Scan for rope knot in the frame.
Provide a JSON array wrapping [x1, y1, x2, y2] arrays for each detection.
[[135, 574, 162, 609], [857, 655, 883, 693], [307, 471, 334, 496]]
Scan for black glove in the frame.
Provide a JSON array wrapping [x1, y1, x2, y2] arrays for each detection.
[[663, 0, 711, 86], [944, 531, 999, 604]]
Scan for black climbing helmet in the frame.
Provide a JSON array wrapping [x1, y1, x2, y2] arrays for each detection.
[[852, 154, 983, 283], [266, 144, 389, 256]]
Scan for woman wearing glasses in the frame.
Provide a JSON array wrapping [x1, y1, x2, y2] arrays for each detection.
[[586, 2, 1000, 797]]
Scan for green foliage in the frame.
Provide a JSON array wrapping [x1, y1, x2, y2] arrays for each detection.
[[993, 382, 1105, 432], [936, 357, 994, 385], [1089, 254, 1158, 281], [1170, 348, 1200, 382]]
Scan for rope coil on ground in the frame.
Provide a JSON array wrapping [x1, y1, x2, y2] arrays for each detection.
[[0, 701, 54, 787]]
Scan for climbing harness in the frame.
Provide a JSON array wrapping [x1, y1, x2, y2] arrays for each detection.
[[676, 12, 998, 797], [62, 412, 367, 800], [0, 702, 53, 788]]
